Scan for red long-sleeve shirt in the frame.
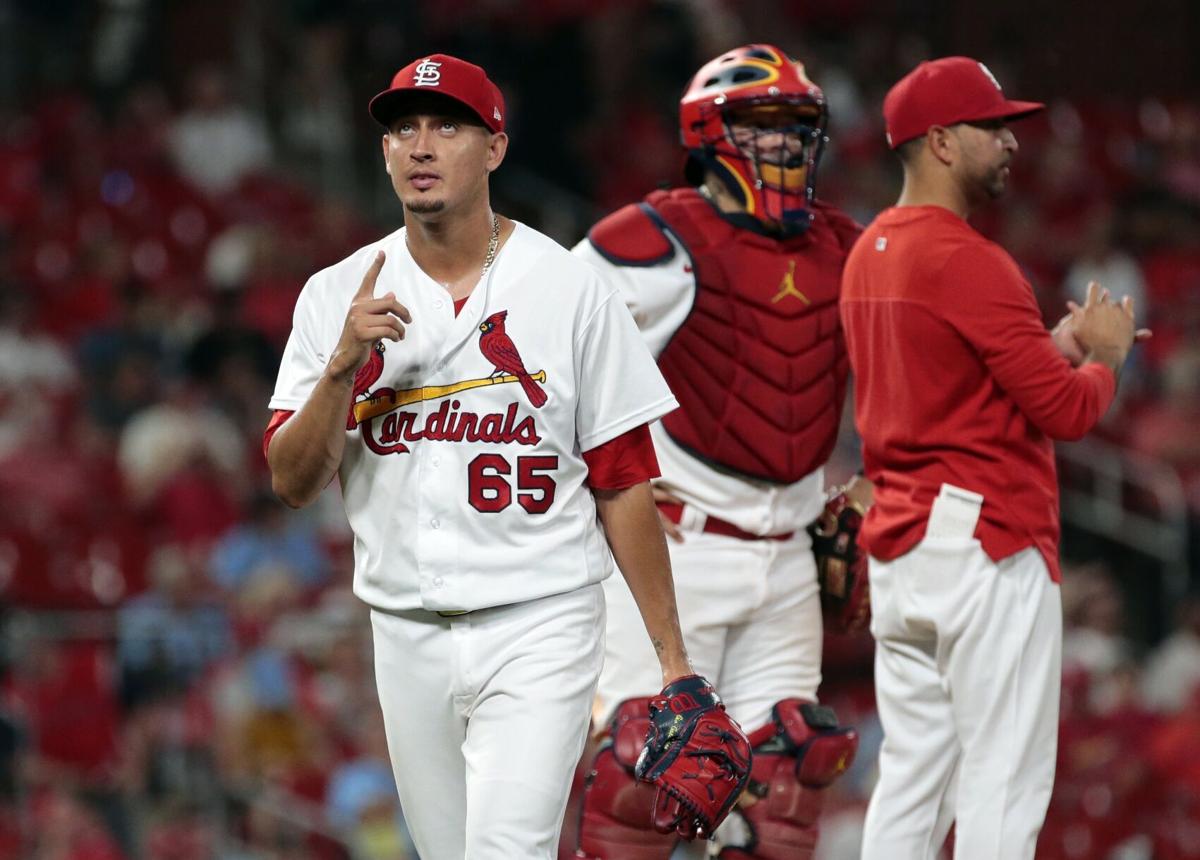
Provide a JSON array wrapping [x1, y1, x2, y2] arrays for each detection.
[[840, 206, 1116, 581]]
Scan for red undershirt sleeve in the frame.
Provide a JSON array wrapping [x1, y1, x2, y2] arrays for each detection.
[[263, 409, 295, 460], [582, 423, 661, 490]]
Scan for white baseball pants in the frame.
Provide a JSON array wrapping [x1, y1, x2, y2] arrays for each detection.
[[598, 526, 823, 732], [371, 583, 605, 860], [860, 538, 1062, 860]]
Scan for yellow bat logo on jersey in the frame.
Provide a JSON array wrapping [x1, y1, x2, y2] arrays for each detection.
[[353, 370, 547, 425]]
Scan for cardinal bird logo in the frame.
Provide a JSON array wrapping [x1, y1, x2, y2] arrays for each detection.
[[346, 340, 386, 429], [478, 310, 548, 408]]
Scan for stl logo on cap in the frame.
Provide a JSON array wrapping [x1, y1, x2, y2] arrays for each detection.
[[413, 58, 442, 87], [977, 62, 1002, 91]]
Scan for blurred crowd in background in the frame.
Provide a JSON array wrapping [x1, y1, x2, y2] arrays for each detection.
[[0, 1, 1197, 858]]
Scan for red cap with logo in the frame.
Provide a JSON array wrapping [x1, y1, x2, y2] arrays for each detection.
[[369, 54, 505, 133], [883, 56, 1043, 149]]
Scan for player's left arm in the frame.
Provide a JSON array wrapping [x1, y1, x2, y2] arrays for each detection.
[[574, 283, 685, 679], [593, 481, 692, 685]]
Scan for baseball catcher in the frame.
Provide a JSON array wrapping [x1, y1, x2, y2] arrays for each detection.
[[570, 42, 873, 860]]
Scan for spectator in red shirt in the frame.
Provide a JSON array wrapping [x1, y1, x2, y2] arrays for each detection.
[[841, 57, 1142, 860]]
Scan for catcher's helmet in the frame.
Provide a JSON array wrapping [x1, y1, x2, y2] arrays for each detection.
[[680, 44, 827, 233]]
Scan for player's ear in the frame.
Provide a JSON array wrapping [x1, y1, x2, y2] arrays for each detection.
[[485, 132, 508, 174], [927, 125, 955, 167], [382, 133, 392, 175]]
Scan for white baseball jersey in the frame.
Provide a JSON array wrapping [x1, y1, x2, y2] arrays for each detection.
[[572, 237, 824, 535], [271, 221, 678, 612]]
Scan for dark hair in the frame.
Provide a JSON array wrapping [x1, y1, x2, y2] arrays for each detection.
[[895, 135, 924, 166]]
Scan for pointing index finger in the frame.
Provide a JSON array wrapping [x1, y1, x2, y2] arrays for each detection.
[[357, 250, 386, 298]]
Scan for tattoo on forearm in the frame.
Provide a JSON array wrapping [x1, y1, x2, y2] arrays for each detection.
[[652, 637, 665, 656]]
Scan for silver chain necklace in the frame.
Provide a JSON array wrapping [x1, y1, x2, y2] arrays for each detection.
[[406, 211, 500, 286]]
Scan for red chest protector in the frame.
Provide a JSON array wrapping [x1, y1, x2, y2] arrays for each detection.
[[589, 188, 860, 484]]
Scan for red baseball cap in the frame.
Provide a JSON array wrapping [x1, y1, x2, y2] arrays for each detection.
[[883, 56, 1043, 149], [369, 54, 505, 133]]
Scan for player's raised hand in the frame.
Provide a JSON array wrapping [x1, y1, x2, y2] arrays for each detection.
[[327, 251, 413, 382]]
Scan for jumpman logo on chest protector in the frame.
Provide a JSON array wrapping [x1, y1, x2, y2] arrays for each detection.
[[771, 260, 811, 305]]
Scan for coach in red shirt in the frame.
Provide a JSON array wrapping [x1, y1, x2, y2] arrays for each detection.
[[841, 58, 1141, 860]]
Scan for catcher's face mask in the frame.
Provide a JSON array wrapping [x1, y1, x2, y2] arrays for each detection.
[[680, 44, 828, 235], [719, 104, 825, 227]]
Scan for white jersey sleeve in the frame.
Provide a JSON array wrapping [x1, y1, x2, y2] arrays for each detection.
[[574, 287, 678, 451], [572, 236, 695, 359], [269, 243, 385, 411]]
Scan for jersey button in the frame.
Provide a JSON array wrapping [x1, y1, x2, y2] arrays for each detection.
[[433, 576, 444, 587], [433, 298, 444, 309], [431, 456, 440, 468], [431, 518, 440, 529]]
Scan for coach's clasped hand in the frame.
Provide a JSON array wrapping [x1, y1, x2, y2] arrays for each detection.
[[1067, 280, 1144, 382]]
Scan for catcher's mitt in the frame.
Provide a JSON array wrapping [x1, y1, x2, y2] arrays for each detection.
[[634, 674, 752, 840], [808, 487, 870, 634]]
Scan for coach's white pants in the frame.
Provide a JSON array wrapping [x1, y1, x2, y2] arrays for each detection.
[[860, 538, 1061, 860], [598, 527, 822, 732], [371, 584, 604, 860]]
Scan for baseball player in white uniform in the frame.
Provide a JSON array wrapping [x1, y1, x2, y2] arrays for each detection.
[[264, 54, 731, 860], [569, 45, 866, 860]]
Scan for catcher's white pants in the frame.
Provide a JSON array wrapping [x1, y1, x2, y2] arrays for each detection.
[[371, 583, 604, 860], [598, 525, 822, 732], [860, 538, 1061, 860]]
